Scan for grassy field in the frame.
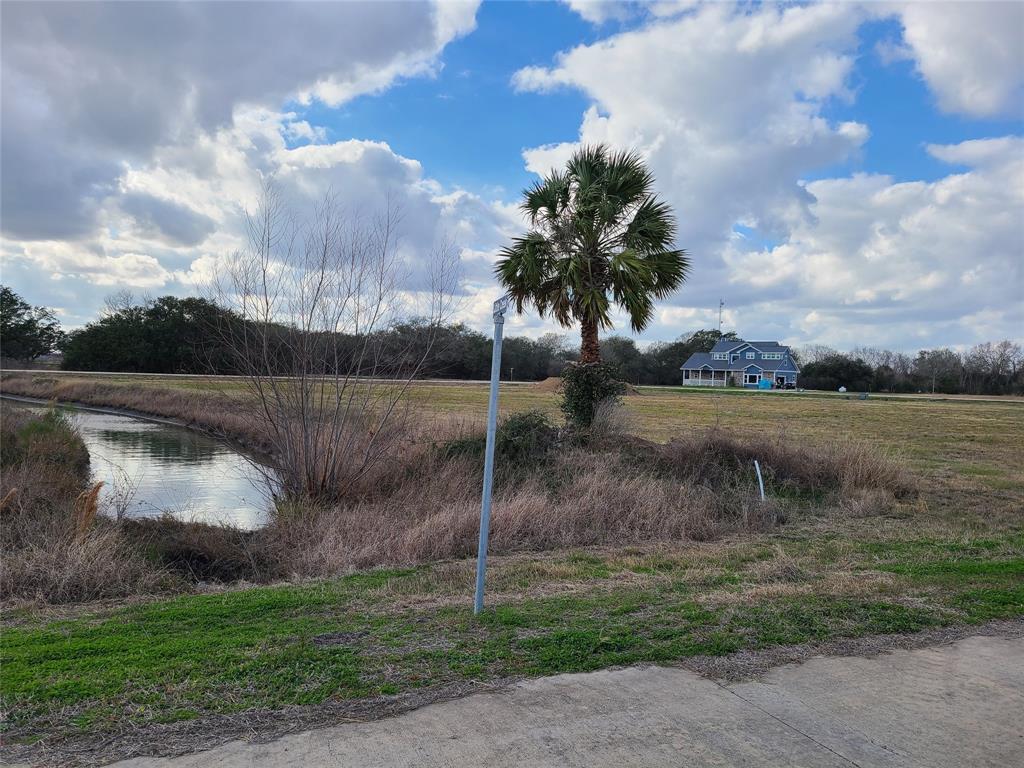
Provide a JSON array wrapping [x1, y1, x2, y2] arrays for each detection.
[[1, 372, 1022, 762]]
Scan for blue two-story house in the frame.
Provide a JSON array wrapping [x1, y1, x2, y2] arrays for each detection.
[[680, 339, 800, 388]]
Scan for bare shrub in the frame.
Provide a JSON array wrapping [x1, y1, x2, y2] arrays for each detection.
[[209, 184, 459, 503]]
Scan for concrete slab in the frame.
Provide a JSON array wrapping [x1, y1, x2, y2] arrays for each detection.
[[107, 634, 1024, 768]]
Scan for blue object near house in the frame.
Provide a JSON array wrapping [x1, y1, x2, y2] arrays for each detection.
[[680, 339, 800, 389]]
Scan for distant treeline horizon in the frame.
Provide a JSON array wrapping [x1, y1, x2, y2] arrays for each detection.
[[2, 289, 1022, 396]]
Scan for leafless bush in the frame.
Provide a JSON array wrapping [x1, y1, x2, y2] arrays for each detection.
[[209, 184, 459, 502]]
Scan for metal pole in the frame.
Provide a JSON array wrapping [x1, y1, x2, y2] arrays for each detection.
[[474, 296, 509, 615]]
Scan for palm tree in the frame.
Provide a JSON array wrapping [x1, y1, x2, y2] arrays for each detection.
[[496, 145, 689, 364]]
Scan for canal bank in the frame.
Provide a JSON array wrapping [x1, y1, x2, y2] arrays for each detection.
[[2, 395, 273, 529]]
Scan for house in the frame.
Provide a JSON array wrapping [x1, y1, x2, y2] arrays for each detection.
[[680, 339, 799, 388]]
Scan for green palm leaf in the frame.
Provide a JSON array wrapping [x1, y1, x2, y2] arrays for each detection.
[[495, 144, 689, 363]]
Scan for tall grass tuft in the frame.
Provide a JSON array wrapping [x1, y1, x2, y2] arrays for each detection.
[[73, 481, 103, 539], [1, 404, 171, 603]]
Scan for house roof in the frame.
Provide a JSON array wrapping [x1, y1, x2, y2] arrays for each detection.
[[709, 338, 791, 355], [680, 352, 716, 370]]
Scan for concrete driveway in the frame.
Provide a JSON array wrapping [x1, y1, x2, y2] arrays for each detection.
[[106, 634, 1023, 768]]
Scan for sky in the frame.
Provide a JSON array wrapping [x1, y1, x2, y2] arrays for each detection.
[[1, 0, 1022, 352]]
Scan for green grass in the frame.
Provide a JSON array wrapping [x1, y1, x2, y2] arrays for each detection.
[[3, 534, 1022, 742]]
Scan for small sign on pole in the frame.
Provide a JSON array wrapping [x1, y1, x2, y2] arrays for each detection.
[[474, 295, 510, 615]]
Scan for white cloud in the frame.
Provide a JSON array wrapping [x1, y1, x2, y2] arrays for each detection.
[[563, 1, 634, 25], [723, 137, 1024, 349], [894, 1, 1024, 118], [514, 3, 869, 326], [2, 103, 515, 327], [513, 3, 1023, 350], [561, 0, 697, 25], [0, 1, 480, 241]]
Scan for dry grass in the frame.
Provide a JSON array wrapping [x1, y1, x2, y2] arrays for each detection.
[[0, 406, 171, 603], [252, 422, 909, 579], [0, 373, 922, 598]]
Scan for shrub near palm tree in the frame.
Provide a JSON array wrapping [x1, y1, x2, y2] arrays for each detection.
[[496, 145, 689, 364]]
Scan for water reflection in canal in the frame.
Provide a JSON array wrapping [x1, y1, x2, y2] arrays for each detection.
[[10, 401, 272, 529]]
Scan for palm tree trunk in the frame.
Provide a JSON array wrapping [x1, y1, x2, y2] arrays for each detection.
[[580, 318, 601, 363]]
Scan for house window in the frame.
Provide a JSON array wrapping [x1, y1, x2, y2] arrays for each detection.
[[713, 353, 726, 360], [744, 373, 760, 385], [764, 353, 782, 360], [745, 351, 755, 359]]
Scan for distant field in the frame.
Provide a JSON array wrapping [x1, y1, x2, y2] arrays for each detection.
[[3, 370, 1022, 519]]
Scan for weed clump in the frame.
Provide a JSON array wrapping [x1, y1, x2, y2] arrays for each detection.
[[0, 404, 171, 602], [560, 362, 625, 429]]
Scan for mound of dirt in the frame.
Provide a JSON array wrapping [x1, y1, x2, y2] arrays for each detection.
[[532, 376, 642, 395], [533, 377, 564, 393]]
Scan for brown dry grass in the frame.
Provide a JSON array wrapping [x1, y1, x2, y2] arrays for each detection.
[[0, 406, 171, 602], [0, 373, 920, 599], [253, 421, 910, 579]]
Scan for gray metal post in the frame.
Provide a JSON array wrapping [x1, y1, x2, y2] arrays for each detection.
[[474, 296, 509, 615]]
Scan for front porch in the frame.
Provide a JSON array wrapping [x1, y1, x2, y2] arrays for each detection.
[[682, 368, 727, 387]]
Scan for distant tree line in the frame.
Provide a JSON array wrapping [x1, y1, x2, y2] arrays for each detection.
[[794, 343, 1024, 396], [0, 286, 64, 364], [1, 287, 1021, 395]]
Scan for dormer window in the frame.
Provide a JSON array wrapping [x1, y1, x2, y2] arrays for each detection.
[[746, 351, 755, 359], [712, 353, 727, 360]]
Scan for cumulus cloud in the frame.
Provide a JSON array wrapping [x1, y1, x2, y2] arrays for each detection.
[[0, 0, 479, 240], [1, 102, 517, 326], [723, 137, 1024, 349], [120, 193, 217, 247], [514, 2, 869, 313], [561, 0, 697, 25], [514, 2, 1023, 349], [894, 1, 1024, 118]]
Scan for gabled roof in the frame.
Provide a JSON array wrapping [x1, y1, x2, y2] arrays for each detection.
[[681, 349, 800, 373], [709, 338, 791, 355], [680, 352, 715, 370]]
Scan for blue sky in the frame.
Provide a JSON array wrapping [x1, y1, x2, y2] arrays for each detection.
[[1, 1, 1022, 352], [290, 1, 598, 194], [299, 8, 1020, 190]]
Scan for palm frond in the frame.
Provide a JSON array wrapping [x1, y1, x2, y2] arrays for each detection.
[[496, 143, 690, 342]]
